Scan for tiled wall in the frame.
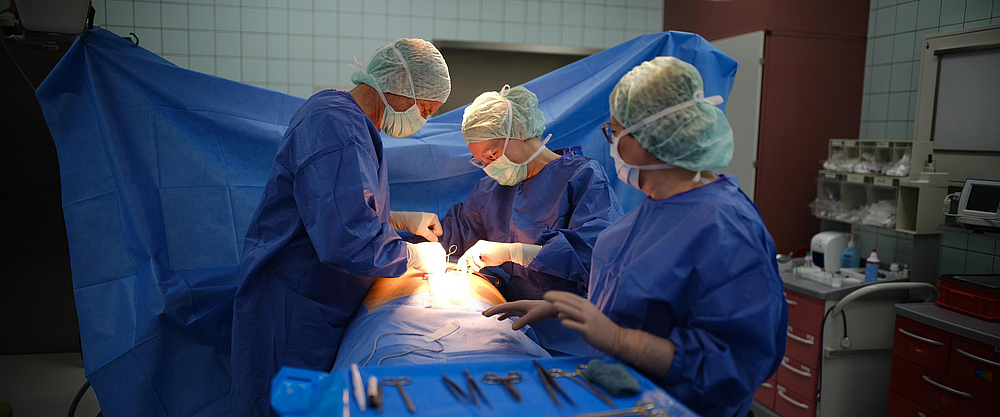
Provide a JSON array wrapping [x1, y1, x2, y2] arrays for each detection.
[[86, 0, 664, 98], [859, 0, 1000, 140], [939, 231, 1000, 275], [853, 225, 916, 268]]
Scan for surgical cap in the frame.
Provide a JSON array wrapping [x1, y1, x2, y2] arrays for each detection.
[[462, 86, 546, 144], [351, 38, 452, 103], [609, 56, 733, 172]]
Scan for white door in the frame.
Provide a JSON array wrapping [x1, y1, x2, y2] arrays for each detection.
[[712, 31, 765, 201]]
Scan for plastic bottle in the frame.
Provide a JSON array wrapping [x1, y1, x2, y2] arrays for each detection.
[[841, 238, 860, 269], [885, 263, 900, 281], [865, 249, 880, 284], [804, 251, 814, 269]]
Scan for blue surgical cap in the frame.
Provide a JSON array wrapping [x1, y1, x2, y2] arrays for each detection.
[[351, 38, 452, 103], [609, 57, 733, 172]]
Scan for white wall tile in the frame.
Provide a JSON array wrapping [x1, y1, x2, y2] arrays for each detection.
[[289, 60, 313, 82], [288, 36, 312, 59], [896, 1, 918, 31], [584, 4, 604, 27], [314, 37, 338, 60], [133, 27, 162, 53], [869, 93, 889, 120], [107, 1, 134, 27], [243, 33, 266, 57], [388, 0, 412, 15], [162, 4, 187, 29], [364, 14, 387, 38], [243, 0, 266, 8], [503, 22, 525, 43], [562, 26, 583, 46], [626, 7, 645, 31], [216, 7, 241, 31], [217, 0, 240, 6], [190, 56, 215, 75], [916, 0, 941, 29], [868, 9, 877, 37], [135, 2, 161, 27], [525, 1, 541, 23], [890, 62, 912, 91], [387, 15, 413, 39], [288, 0, 311, 9], [241, 8, 265, 32], [506, 0, 527, 22], [314, 0, 335, 10], [314, 62, 338, 85], [165, 55, 189, 69], [604, 27, 625, 47], [940, 0, 967, 25], [340, 13, 364, 36], [540, 25, 561, 45], [873, 36, 894, 65], [525, 24, 540, 44], [268, 0, 288, 8], [457, 19, 479, 41], [289, 85, 313, 98], [458, 1, 479, 19], [338, 37, 365, 60], [481, 21, 502, 40], [939, 23, 963, 32], [217, 57, 242, 80], [364, 39, 388, 57], [886, 122, 907, 139], [879, 0, 899, 7], [871, 65, 891, 92], [863, 66, 873, 93], [267, 59, 288, 83], [435, 0, 457, 19], [876, 6, 897, 36], [190, 6, 215, 30], [341, 0, 365, 13], [163, 29, 188, 54], [606, 6, 626, 29], [267, 34, 288, 58], [243, 58, 267, 82], [913, 28, 937, 59], [888, 92, 909, 120], [434, 18, 458, 40], [267, 10, 288, 33], [892, 32, 915, 62], [562, 3, 584, 25], [288, 11, 313, 35], [541, 2, 562, 23], [994, 0, 1000, 17], [412, 0, 434, 17], [411, 16, 435, 39], [646, 9, 661, 31], [868, 122, 887, 139], [190, 31, 215, 55], [366, 0, 388, 14], [216, 32, 241, 56]]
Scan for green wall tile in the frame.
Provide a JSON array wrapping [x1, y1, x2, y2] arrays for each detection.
[[941, 232, 968, 249], [896, 238, 913, 267], [859, 232, 878, 260], [940, 246, 966, 275], [995, 256, 1000, 274], [877, 234, 897, 264], [968, 234, 996, 254], [966, 251, 994, 274], [877, 226, 897, 237]]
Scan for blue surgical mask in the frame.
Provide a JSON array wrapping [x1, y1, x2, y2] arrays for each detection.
[[483, 134, 551, 186], [367, 45, 427, 138]]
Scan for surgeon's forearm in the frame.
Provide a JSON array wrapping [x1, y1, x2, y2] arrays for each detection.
[[611, 327, 675, 378]]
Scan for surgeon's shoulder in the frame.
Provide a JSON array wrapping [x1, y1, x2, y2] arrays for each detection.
[[562, 154, 612, 183], [287, 89, 371, 139]]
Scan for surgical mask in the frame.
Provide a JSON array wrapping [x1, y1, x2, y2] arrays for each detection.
[[484, 134, 552, 186], [365, 46, 426, 138], [612, 90, 723, 185]]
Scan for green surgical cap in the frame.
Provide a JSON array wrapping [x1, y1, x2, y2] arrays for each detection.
[[609, 56, 733, 172], [462, 85, 546, 144], [351, 38, 451, 103]]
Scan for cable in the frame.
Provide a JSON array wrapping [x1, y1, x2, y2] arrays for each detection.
[[1, 36, 35, 90], [362, 332, 445, 367], [68, 380, 90, 417]]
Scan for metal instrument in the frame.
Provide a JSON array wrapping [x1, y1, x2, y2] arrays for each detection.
[[550, 365, 615, 408], [367, 376, 383, 413], [446, 244, 458, 265], [464, 369, 491, 408], [441, 374, 469, 404], [534, 359, 575, 407], [482, 371, 522, 402], [563, 401, 669, 417], [381, 376, 416, 413]]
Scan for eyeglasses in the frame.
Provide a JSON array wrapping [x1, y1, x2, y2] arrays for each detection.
[[601, 123, 614, 144], [468, 139, 504, 168]]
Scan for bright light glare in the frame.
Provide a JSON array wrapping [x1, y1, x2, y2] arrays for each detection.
[[426, 271, 475, 309]]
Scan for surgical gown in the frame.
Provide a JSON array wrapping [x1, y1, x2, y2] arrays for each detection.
[[441, 153, 623, 354], [231, 90, 408, 416], [588, 175, 787, 417]]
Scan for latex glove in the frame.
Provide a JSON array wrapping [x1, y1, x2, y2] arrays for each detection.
[[457, 240, 542, 272], [544, 291, 676, 377], [406, 242, 447, 274], [389, 211, 443, 242], [481, 300, 555, 330]]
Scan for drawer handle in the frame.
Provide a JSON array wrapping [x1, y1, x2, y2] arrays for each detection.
[[785, 298, 798, 306], [787, 331, 815, 346], [781, 360, 812, 378], [956, 348, 1000, 368], [898, 328, 944, 346], [921, 375, 972, 398], [761, 382, 773, 389], [777, 390, 809, 409]]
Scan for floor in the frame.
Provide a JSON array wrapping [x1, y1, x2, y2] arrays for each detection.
[[0, 353, 102, 417]]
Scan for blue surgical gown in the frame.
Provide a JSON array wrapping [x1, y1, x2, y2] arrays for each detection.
[[230, 90, 408, 416], [589, 175, 787, 417], [441, 153, 623, 354]]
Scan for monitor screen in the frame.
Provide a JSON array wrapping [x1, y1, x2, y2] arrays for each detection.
[[966, 184, 1000, 213]]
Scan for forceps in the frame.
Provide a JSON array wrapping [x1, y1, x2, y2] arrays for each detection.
[[483, 371, 522, 402], [550, 365, 616, 408]]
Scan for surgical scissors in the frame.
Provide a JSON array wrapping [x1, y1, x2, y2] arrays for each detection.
[[563, 401, 668, 417], [483, 371, 522, 402]]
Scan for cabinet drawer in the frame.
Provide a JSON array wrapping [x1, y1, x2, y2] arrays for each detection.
[[894, 317, 952, 375], [889, 356, 998, 416], [887, 391, 943, 417], [753, 376, 776, 410], [785, 324, 821, 369], [949, 338, 1000, 396], [774, 385, 815, 417], [785, 290, 826, 335], [776, 356, 818, 400]]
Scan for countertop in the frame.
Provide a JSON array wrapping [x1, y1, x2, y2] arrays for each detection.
[[780, 271, 910, 300], [895, 303, 1000, 347]]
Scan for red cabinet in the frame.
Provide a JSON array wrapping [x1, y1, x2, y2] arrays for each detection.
[[754, 375, 776, 409], [773, 385, 815, 417], [784, 290, 825, 335], [889, 316, 1000, 416], [785, 324, 821, 369], [777, 356, 818, 399]]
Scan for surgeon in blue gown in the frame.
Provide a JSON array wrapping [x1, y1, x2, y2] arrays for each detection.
[[447, 85, 624, 355], [485, 57, 788, 417], [231, 39, 453, 416]]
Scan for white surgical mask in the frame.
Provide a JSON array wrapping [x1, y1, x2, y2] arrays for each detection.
[[612, 90, 723, 186], [484, 134, 552, 186], [366, 46, 427, 138]]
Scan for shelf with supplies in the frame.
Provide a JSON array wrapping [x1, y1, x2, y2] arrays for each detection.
[[813, 139, 948, 235]]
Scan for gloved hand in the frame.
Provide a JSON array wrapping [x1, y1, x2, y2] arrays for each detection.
[[544, 291, 676, 377], [406, 242, 447, 274], [457, 240, 542, 272], [389, 211, 443, 242], [482, 300, 555, 330]]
